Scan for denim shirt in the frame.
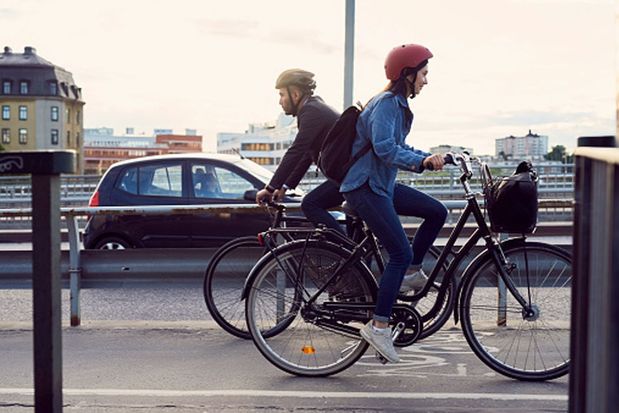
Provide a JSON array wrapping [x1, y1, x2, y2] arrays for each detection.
[[340, 91, 430, 198]]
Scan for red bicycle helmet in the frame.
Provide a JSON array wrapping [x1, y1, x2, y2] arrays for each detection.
[[384, 44, 433, 80]]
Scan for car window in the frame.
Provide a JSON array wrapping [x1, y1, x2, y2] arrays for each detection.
[[191, 164, 254, 199], [118, 163, 183, 197]]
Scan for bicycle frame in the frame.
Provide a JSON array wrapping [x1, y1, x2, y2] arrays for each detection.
[[247, 153, 535, 336]]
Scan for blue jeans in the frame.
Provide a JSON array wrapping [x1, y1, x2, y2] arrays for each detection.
[[301, 180, 345, 234], [343, 183, 447, 322]]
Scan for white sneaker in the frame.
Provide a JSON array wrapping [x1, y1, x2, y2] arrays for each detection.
[[400, 268, 428, 294], [360, 322, 400, 363]]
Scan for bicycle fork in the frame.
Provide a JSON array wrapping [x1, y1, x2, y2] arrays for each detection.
[[489, 241, 538, 325]]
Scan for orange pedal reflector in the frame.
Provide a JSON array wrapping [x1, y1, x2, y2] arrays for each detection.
[[301, 345, 316, 355]]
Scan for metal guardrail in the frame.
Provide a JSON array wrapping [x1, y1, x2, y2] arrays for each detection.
[[0, 166, 575, 204], [0, 200, 573, 328]]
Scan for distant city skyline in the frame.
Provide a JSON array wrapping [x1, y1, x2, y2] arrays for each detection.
[[1, 0, 614, 155]]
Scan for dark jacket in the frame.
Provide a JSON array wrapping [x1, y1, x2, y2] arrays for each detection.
[[268, 96, 340, 189]]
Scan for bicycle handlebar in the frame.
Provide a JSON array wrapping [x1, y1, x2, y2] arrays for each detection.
[[425, 152, 463, 171]]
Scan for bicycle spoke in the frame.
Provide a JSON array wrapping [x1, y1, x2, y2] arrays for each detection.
[[461, 243, 571, 381], [246, 241, 373, 376]]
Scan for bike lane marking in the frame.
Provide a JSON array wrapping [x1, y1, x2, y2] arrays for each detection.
[[0, 388, 568, 401]]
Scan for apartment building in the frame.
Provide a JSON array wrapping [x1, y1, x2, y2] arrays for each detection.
[[495, 130, 549, 160], [0, 46, 84, 172], [217, 114, 296, 171], [83, 128, 203, 175]]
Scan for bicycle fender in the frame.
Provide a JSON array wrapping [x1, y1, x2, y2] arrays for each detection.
[[241, 247, 280, 300], [453, 237, 527, 325], [241, 238, 348, 300]]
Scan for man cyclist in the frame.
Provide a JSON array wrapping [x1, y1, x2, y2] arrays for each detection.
[[255, 69, 344, 233]]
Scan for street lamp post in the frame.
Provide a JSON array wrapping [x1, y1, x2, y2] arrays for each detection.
[[343, 0, 355, 109]]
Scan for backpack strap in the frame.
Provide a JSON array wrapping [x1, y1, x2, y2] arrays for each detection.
[[346, 141, 373, 169]]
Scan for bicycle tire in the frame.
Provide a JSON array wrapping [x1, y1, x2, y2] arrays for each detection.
[[459, 241, 571, 381], [246, 239, 377, 377], [203, 236, 265, 339]]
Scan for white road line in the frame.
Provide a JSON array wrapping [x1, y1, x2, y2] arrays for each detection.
[[0, 388, 568, 401]]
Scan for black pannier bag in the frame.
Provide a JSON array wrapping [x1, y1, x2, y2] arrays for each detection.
[[484, 161, 538, 234]]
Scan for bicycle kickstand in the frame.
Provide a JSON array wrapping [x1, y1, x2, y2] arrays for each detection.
[[375, 322, 406, 365]]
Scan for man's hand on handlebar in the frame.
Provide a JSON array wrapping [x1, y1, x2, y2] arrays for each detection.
[[255, 188, 274, 205], [273, 188, 286, 202], [422, 154, 445, 171]]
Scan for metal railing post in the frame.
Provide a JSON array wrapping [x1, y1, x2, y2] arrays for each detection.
[[0, 150, 76, 413], [569, 139, 618, 413], [66, 213, 82, 326], [496, 233, 508, 326]]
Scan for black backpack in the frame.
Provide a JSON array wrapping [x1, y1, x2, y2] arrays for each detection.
[[484, 161, 538, 234], [317, 105, 372, 185]]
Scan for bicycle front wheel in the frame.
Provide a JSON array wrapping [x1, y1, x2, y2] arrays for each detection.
[[246, 240, 377, 376], [460, 241, 571, 381], [203, 236, 265, 339]]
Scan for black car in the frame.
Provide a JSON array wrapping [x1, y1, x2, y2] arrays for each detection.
[[83, 153, 303, 249]]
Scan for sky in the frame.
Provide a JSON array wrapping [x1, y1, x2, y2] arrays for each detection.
[[1, 0, 615, 155]]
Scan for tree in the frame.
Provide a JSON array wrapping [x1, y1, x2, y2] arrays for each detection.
[[545, 145, 573, 163]]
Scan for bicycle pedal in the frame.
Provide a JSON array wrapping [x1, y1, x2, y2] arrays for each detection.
[[375, 351, 389, 364]]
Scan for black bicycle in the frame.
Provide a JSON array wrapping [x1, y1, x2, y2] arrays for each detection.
[[243, 153, 572, 380], [203, 202, 448, 340]]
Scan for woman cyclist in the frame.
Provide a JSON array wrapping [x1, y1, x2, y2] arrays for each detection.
[[340, 43, 448, 363]]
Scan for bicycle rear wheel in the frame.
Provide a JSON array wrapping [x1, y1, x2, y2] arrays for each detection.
[[203, 236, 264, 339], [460, 242, 571, 380], [246, 240, 377, 376]]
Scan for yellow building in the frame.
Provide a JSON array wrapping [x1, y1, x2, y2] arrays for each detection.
[[0, 46, 84, 172]]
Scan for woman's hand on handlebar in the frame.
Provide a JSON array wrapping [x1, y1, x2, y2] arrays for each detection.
[[422, 154, 445, 171]]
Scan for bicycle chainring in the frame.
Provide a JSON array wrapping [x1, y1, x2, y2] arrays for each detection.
[[391, 305, 422, 347]]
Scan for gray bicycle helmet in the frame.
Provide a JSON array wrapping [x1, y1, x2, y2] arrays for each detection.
[[275, 69, 316, 94]]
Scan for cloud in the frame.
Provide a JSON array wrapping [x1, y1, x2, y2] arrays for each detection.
[[491, 110, 595, 126], [262, 29, 340, 55], [418, 109, 599, 131], [195, 18, 260, 38], [194, 18, 339, 55], [0, 8, 19, 19]]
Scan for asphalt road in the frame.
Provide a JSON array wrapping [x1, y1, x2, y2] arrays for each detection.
[[0, 283, 569, 412]]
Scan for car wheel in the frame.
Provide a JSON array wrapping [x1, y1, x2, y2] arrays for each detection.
[[94, 237, 132, 250]]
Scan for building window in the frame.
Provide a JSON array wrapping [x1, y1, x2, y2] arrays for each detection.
[[49, 81, 57, 96], [18, 128, 27, 144], [19, 81, 29, 95], [76, 132, 80, 147], [76, 110, 81, 124], [51, 129, 59, 145], [1, 105, 9, 120], [2, 80, 11, 94], [18, 106, 27, 121], [67, 131, 71, 146], [1, 128, 9, 144], [51, 106, 59, 121], [240, 143, 274, 151], [66, 108, 71, 123]]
